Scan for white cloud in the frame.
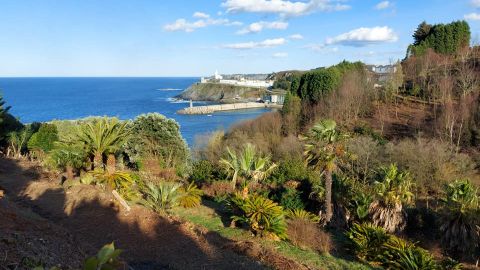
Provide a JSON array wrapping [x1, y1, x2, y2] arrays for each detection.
[[237, 21, 288, 34], [223, 38, 287, 49], [374, 1, 390, 10], [272, 52, 288, 58], [304, 43, 339, 53], [164, 16, 242, 32], [193, 12, 210, 19], [289, 34, 304, 40], [465, 12, 480, 20], [326, 26, 398, 46], [471, 0, 480, 8], [221, 0, 350, 17]]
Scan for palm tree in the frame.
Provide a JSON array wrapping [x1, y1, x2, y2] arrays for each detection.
[[439, 179, 479, 259], [303, 119, 347, 223], [369, 164, 414, 233], [75, 117, 130, 172], [220, 143, 277, 189]]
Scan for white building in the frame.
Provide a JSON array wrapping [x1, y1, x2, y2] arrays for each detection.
[[214, 70, 223, 80]]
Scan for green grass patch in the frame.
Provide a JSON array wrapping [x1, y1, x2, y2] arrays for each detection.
[[174, 201, 372, 270]]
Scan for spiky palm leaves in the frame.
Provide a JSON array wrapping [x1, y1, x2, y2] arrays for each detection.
[[220, 143, 277, 189], [231, 193, 287, 240], [440, 179, 480, 259], [75, 117, 131, 172], [179, 182, 203, 208], [7, 129, 29, 158], [370, 164, 414, 233], [303, 119, 348, 223], [141, 182, 182, 213]]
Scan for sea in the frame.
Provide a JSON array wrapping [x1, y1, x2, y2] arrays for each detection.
[[0, 77, 272, 146]]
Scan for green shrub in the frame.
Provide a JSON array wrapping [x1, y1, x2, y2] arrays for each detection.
[[346, 223, 390, 264], [27, 123, 58, 153], [125, 113, 189, 175], [381, 237, 437, 270], [276, 187, 305, 210], [179, 182, 203, 208], [189, 160, 218, 186], [347, 223, 443, 269], [230, 193, 287, 240], [141, 182, 181, 213]]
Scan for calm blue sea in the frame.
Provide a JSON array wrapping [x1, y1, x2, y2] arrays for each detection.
[[0, 77, 271, 145]]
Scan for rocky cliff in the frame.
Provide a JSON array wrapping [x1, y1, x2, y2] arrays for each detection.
[[176, 83, 267, 102]]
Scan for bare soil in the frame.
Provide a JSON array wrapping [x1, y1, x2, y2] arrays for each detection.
[[0, 158, 269, 270]]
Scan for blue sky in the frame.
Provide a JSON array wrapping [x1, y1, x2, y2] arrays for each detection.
[[0, 0, 479, 77]]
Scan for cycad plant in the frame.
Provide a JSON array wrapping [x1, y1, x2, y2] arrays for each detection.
[[369, 164, 414, 233], [439, 179, 480, 259], [75, 117, 130, 172], [231, 193, 287, 240], [50, 143, 86, 180], [141, 182, 182, 213], [220, 143, 277, 189], [303, 119, 348, 223], [179, 182, 203, 208]]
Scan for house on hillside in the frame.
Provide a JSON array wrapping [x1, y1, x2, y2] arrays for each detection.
[[366, 64, 397, 83]]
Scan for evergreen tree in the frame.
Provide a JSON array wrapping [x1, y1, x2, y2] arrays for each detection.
[[413, 21, 432, 46]]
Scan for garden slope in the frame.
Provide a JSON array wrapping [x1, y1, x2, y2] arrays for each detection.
[[0, 158, 266, 270]]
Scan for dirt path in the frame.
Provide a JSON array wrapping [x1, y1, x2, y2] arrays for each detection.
[[0, 158, 266, 270]]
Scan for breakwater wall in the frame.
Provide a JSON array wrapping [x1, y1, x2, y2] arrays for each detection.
[[177, 102, 282, 115]]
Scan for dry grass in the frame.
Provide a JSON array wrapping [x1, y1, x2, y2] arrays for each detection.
[[287, 218, 332, 254]]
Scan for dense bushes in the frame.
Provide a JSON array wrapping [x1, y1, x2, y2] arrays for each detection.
[[346, 223, 452, 269], [27, 123, 58, 154], [125, 113, 189, 175], [408, 20, 470, 56]]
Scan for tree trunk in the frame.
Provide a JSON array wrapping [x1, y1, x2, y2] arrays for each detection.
[[106, 154, 116, 174], [324, 170, 333, 223], [93, 152, 103, 170], [65, 165, 75, 180]]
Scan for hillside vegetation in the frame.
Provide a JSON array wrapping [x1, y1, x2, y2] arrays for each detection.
[[0, 19, 479, 270]]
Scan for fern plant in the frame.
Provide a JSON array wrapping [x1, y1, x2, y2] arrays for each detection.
[[231, 193, 287, 240], [179, 182, 203, 208], [141, 182, 181, 213]]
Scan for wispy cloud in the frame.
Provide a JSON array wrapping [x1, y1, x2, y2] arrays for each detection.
[[326, 26, 398, 47], [193, 12, 210, 19], [164, 14, 242, 32], [289, 34, 304, 40], [465, 12, 480, 20], [374, 1, 391, 10], [471, 0, 480, 8], [237, 21, 288, 34], [304, 43, 339, 53], [223, 38, 287, 49], [221, 0, 350, 17], [272, 52, 288, 58]]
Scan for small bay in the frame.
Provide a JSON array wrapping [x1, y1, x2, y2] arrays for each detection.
[[0, 77, 271, 145]]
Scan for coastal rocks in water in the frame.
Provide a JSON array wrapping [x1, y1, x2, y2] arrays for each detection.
[[176, 82, 266, 103]]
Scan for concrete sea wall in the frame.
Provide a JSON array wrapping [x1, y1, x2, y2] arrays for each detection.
[[177, 102, 281, 115]]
